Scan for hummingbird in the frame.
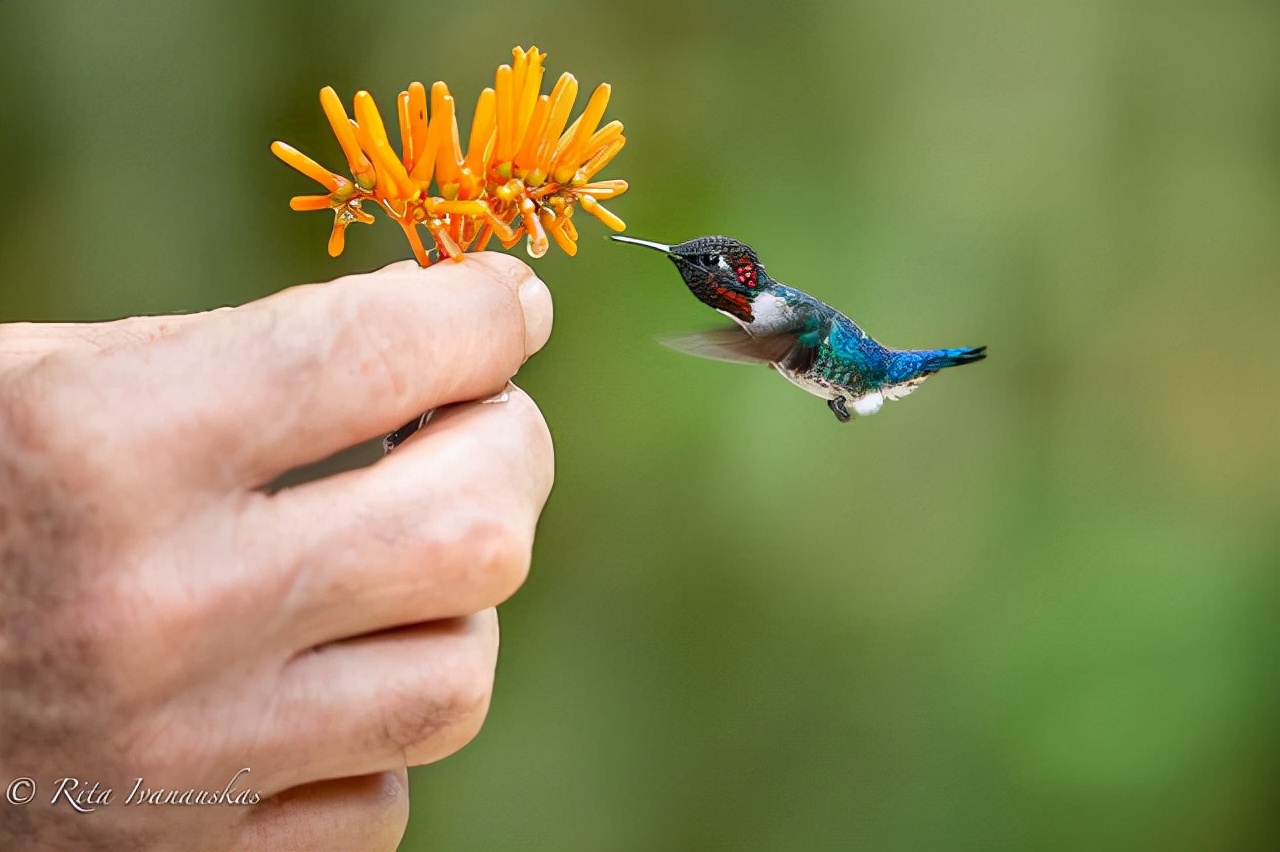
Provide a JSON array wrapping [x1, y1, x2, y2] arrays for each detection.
[[611, 234, 986, 422]]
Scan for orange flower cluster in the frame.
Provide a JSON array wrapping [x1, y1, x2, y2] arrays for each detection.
[[271, 46, 628, 266]]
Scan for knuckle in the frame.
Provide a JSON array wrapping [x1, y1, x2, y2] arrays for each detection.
[[0, 354, 124, 530], [375, 638, 495, 754], [431, 695, 490, 759], [0, 356, 73, 453], [448, 508, 533, 607], [90, 571, 211, 693], [375, 691, 451, 755], [403, 392, 550, 606], [393, 493, 535, 611]]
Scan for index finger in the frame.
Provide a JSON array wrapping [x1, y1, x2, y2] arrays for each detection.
[[45, 253, 553, 488]]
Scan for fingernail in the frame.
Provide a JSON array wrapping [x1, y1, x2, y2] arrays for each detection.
[[480, 381, 515, 404], [517, 271, 553, 357], [470, 253, 553, 358]]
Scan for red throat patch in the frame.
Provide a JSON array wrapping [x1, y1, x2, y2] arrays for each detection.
[[708, 282, 753, 321]]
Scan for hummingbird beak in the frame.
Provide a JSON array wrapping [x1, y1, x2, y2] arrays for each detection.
[[609, 235, 673, 254]]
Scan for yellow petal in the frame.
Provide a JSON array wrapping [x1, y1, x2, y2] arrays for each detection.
[[409, 83, 444, 185], [289, 193, 335, 211], [542, 208, 577, 256], [535, 73, 578, 175], [271, 141, 342, 191], [430, 82, 464, 192], [353, 91, 414, 200], [576, 179, 628, 199], [493, 64, 515, 165], [519, 197, 548, 257], [429, 222, 463, 259], [397, 90, 414, 171], [553, 83, 610, 182], [319, 87, 375, 190], [514, 95, 550, 172], [580, 121, 623, 164], [514, 50, 546, 152], [431, 199, 488, 216], [498, 224, 525, 250], [465, 87, 496, 175], [408, 82, 428, 170], [552, 113, 582, 164], [327, 220, 347, 256], [482, 205, 519, 242], [578, 136, 625, 182], [511, 47, 528, 122], [580, 194, 626, 231], [397, 219, 433, 267]]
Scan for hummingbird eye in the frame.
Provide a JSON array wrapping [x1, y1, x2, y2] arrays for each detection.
[[711, 255, 732, 273]]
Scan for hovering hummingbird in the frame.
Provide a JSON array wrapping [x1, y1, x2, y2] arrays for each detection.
[[612, 234, 987, 422]]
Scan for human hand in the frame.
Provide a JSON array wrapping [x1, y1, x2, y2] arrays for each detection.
[[0, 254, 554, 850]]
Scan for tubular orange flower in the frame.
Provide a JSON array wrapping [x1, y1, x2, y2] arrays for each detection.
[[271, 46, 629, 266], [318, 87, 375, 190]]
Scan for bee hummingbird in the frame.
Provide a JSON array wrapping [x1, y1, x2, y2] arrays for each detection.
[[612, 234, 987, 422]]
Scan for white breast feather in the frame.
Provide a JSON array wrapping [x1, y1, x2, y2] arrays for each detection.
[[853, 392, 884, 416], [746, 292, 789, 332]]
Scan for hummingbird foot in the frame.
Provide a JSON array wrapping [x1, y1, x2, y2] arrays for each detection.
[[382, 409, 436, 454], [828, 396, 851, 423], [382, 382, 514, 454]]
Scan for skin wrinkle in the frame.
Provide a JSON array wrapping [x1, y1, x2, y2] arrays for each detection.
[[239, 771, 410, 851], [0, 316, 194, 367], [191, 298, 300, 487], [127, 659, 272, 790], [258, 493, 330, 651], [129, 494, 295, 682], [369, 619, 492, 759], [245, 667, 297, 795], [261, 445, 425, 648], [262, 614, 499, 784], [136, 665, 253, 761], [114, 635, 325, 823], [238, 298, 337, 481]]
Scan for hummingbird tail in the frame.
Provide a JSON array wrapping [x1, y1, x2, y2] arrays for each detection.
[[919, 345, 987, 373]]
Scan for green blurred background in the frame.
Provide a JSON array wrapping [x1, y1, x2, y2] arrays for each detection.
[[2, 2, 1277, 849]]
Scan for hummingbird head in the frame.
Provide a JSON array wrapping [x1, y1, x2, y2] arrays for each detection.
[[611, 234, 766, 323]]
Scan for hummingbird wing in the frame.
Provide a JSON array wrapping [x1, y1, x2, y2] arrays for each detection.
[[657, 326, 813, 367]]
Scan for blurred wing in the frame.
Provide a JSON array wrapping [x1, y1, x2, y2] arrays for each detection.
[[657, 326, 807, 366]]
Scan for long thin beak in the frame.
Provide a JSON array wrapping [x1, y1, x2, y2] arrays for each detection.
[[610, 235, 673, 254]]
